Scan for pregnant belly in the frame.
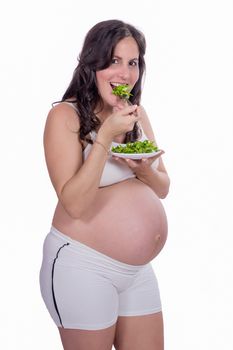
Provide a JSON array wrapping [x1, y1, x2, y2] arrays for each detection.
[[53, 178, 168, 265]]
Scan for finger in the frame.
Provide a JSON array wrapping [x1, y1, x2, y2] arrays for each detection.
[[113, 157, 137, 168], [156, 150, 165, 156], [113, 106, 120, 113], [119, 104, 138, 116], [113, 103, 128, 112], [149, 150, 165, 161], [126, 116, 141, 127], [112, 156, 127, 166], [125, 158, 138, 168], [130, 113, 141, 121], [115, 99, 128, 109]]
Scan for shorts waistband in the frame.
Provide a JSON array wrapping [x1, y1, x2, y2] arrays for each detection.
[[50, 226, 147, 271]]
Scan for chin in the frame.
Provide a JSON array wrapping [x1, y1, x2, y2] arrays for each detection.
[[102, 98, 117, 109]]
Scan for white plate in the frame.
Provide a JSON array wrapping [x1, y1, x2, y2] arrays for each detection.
[[110, 150, 162, 160]]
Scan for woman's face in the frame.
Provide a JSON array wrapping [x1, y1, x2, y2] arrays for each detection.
[[96, 36, 140, 109]]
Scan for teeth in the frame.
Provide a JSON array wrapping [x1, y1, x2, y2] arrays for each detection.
[[110, 82, 128, 87]]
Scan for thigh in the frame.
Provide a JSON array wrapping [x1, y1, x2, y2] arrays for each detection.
[[118, 263, 162, 317], [40, 261, 119, 330], [114, 312, 164, 350], [59, 323, 117, 350]]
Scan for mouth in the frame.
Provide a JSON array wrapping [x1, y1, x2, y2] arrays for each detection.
[[110, 82, 129, 90], [110, 83, 133, 100]]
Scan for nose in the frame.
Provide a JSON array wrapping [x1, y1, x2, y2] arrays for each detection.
[[118, 64, 130, 81]]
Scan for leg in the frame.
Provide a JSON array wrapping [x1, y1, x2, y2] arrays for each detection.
[[114, 312, 164, 350], [115, 263, 163, 349], [40, 242, 119, 349], [59, 323, 117, 350]]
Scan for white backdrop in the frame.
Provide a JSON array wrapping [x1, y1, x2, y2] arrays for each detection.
[[1, 0, 233, 349]]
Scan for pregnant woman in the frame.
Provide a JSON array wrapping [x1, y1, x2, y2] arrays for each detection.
[[39, 19, 170, 350]]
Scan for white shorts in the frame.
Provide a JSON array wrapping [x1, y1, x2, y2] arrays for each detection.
[[39, 226, 162, 330]]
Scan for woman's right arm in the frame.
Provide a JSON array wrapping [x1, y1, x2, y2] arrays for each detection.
[[43, 103, 139, 219]]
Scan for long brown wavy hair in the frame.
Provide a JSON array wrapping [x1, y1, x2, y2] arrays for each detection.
[[58, 19, 146, 144]]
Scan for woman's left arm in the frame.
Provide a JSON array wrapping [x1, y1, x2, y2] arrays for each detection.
[[131, 155, 170, 198], [114, 106, 170, 198]]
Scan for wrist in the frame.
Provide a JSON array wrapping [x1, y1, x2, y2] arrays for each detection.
[[96, 131, 113, 147], [94, 140, 110, 155], [135, 165, 156, 179]]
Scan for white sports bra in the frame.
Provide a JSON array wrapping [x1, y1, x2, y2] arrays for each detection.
[[61, 101, 159, 187]]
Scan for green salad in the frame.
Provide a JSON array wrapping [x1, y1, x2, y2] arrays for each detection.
[[112, 84, 132, 100], [112, 85, 160, 155], [111, 140, 159, 154]]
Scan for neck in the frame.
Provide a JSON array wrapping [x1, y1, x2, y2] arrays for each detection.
[[95, 104, 113, 124]]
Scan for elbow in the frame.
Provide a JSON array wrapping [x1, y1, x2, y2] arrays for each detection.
[[59, 195, 85, 220], [158, 191, 169, 199], [66, 207, 83, 220], [63, 200, 87, 219], [158, 178, 170, 199], [159, 191, 169, 199], [58, 185, 87, 219], [59, 192, 96, 220]]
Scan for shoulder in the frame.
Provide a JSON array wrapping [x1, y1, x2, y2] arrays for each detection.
[[43, 103, 84, 197], [45, 102, 80, 134], [137, 105, 155, 141], [137, 105, 150, 125]]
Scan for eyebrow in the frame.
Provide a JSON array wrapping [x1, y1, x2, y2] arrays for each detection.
[[113, 55, 139, 61]]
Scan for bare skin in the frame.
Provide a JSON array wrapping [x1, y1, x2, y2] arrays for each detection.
[[114, 312, 164, 350], [58, 324, 117, 350], [44, 37, 169, 350], [52, 177, 168, 265], [46, 101, 169, 265], [58, 312, 164, 350]]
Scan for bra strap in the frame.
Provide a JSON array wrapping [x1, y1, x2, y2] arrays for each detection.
[[61, 101, 78, 112]]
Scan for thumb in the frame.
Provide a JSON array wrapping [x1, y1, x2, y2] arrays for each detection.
[[113, 106, 120, 113], [121, 104, 138, 115]]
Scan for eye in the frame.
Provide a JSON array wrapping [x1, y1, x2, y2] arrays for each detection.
[[111, 58, 119, 64], [129, 60, 139, 67]]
